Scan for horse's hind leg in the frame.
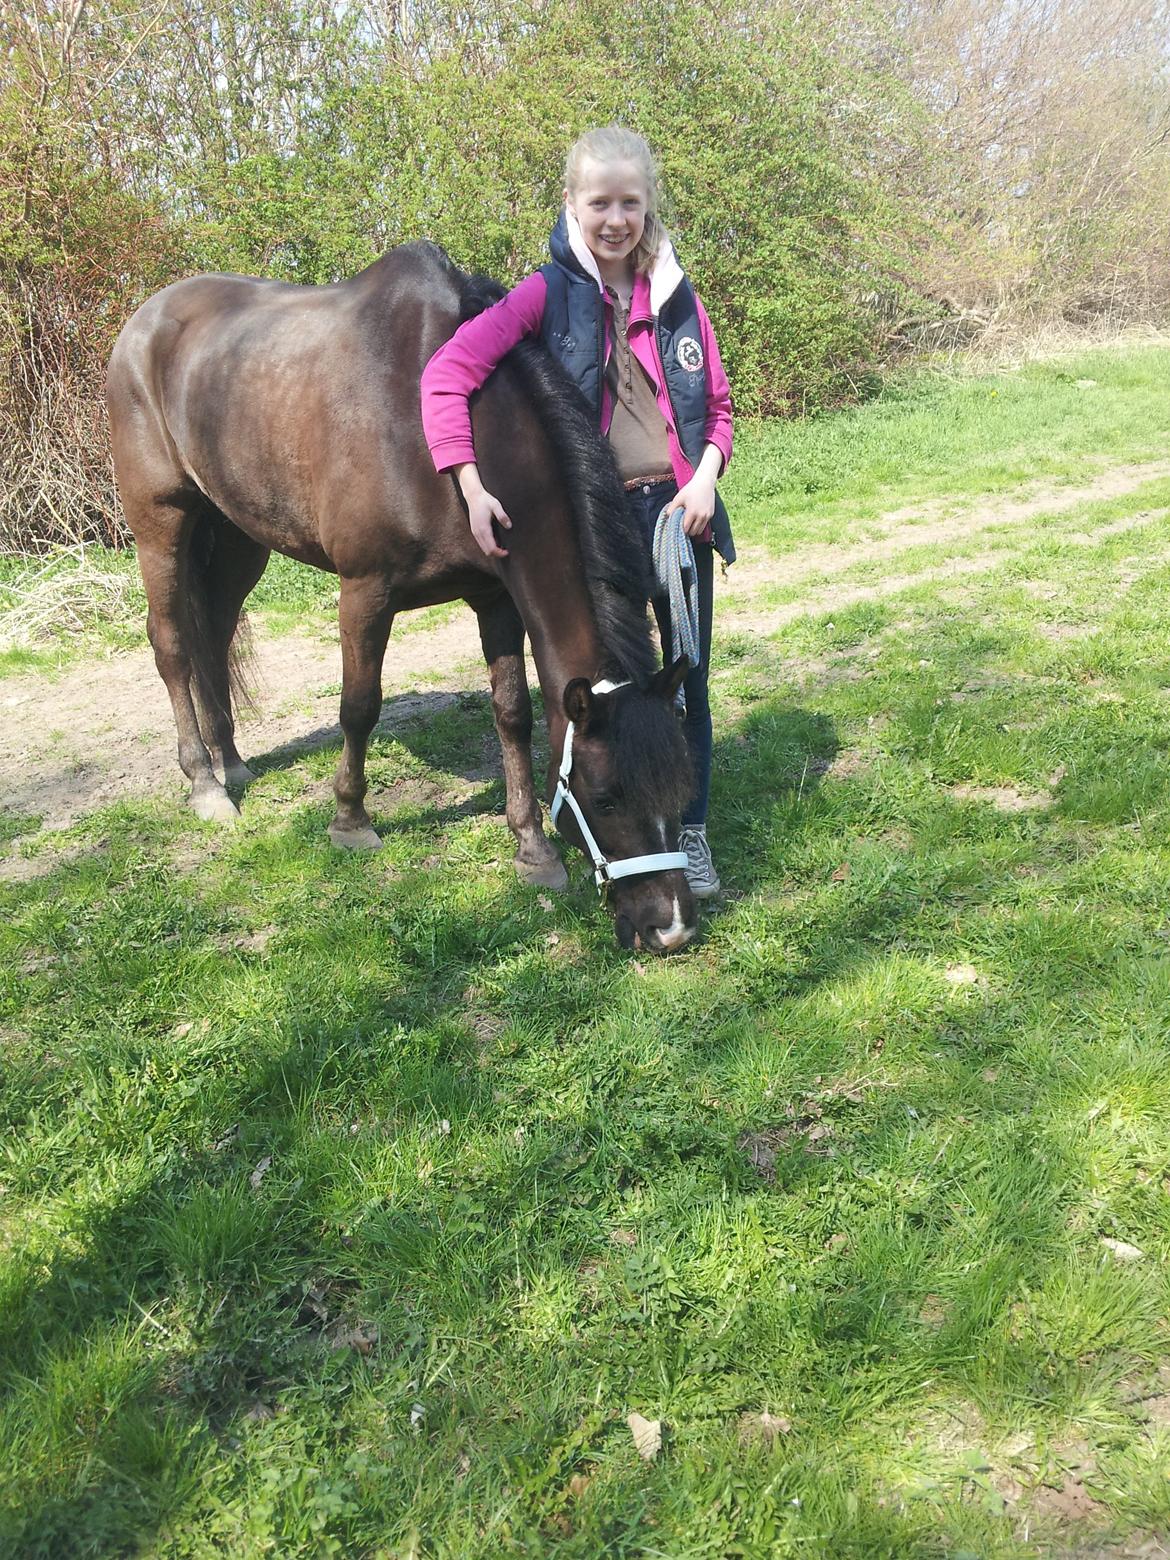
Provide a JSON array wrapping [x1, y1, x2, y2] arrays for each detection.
[[329, 574, 394, 850], [473, 592, 568, 891], [198, 518, 270, 791], [130, 494, 242, 824]]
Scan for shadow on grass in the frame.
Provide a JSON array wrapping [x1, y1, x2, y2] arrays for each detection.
[[245, 687, 506, 788], [2, 683, 1166, 1554]]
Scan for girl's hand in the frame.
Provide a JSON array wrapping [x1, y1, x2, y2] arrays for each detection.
[[467, 489, 512, 558], [457, 463, 512, 558], [672, 474, 716, 539]]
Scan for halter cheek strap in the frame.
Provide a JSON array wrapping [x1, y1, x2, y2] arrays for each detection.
[[549, 680, 689, 891]]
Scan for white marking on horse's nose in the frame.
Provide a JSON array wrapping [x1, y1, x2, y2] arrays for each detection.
[[654, 896, 696, 951]]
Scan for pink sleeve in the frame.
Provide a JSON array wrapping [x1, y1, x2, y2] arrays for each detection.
[[695, 292, 733, 472], [420, 272, 548, 472]]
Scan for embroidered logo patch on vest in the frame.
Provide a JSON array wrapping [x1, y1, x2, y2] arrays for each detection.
[[675, 336, 704, 373]]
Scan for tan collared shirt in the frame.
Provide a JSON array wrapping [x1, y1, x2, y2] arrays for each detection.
[[604, 287, 671, 482]]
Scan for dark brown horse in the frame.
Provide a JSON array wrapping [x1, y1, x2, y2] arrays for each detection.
[[106, 242, 698, 951]]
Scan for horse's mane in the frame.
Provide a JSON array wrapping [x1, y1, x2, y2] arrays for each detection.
[[456, 268, 659, 686]]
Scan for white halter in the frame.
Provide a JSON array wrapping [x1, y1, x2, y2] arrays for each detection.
[[549, 680, 689, 890]]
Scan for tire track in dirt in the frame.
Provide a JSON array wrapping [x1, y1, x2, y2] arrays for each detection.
[[721, 503, 1170, 633], [723, 457, 1170, 603]]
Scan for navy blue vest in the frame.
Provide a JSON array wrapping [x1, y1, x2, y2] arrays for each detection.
[[538, 213, 735, 562]]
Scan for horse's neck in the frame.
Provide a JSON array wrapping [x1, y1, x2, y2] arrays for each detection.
[[507, 542, 605, 733]]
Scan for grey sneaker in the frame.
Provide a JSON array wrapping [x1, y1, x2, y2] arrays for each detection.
[[680, 824, 720, 898]]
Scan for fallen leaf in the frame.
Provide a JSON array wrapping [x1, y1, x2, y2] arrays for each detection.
[[739, 1133, 777, 1180], [396, 1525, 422, 1560], [627, 1412, 662, 1461], [1048, 764, 1067, 787], [212, 1123, 240, 1152], [330, 1319, 379, 1353], [1100, 1237, 1144, 1262], [249, 1154, 272, 1189], [172, 1021, 194, 1038], [568, 1472, 591, 1498], [410, 1400, 426, 1430], [830, 862, 850, 882], [546, 932, 560, 947], [981, 1068, 999, 1083], [537, 895, 554, 912], [632, 960, 647, 976], [945, 963, 980, 985], [609, 1228, 637, 1247], [738, 1409, 792, 1446]]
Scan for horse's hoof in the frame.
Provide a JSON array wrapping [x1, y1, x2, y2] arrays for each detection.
[[328, 823, 383, 851], [515, 853, 569, 891], [192, 785, 240, 824]]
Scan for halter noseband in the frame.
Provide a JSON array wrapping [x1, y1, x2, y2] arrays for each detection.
[[549, 680, 689, 891]]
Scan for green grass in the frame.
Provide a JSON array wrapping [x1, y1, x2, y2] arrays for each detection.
[[3, 345, 1170, 1555]]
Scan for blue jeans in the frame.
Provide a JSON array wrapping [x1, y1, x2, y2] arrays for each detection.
[[624, 478, 714, 828]]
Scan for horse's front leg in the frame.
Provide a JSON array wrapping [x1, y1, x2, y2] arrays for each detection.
[[473, 592, 568, 891], [329, 575, 393, 850]]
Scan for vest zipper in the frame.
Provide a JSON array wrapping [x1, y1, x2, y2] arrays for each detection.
[[595, 296, 607, 418]]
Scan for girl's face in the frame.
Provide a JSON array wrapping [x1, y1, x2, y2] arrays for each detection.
[[565, 157, 649, 282]]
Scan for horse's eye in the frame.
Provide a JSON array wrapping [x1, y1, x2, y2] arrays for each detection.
[[594, 794, 618, 814]]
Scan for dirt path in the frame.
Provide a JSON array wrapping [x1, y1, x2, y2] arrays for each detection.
[[0, 614, 489, 831], [3, 457, 1168, 838]]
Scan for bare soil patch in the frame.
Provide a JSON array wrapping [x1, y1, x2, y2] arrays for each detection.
[[0, 611, 486, 839]]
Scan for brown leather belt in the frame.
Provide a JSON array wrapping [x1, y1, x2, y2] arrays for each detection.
[[622, 473, 674, 492]]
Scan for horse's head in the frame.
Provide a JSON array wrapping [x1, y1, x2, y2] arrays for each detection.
[[552, 661, 698, 953]]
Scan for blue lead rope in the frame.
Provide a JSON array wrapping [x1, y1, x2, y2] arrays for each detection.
[[652, 504, 700, 707]]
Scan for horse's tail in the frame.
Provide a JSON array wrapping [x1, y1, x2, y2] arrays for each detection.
[[186, 504, 258, 744]]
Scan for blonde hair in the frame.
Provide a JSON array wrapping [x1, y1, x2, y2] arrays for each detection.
[[564, 126, 668, 276]]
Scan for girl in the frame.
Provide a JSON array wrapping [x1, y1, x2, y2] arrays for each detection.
[[420, 126, 734, 897]]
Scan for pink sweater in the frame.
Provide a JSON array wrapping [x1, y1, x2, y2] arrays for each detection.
[[420, 269, 733, 487]]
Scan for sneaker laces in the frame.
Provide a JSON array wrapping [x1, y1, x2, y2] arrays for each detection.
[[680, 826, 713, 872]]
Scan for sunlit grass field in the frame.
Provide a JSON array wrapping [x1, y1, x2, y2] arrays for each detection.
[[2, 346, 1170, 1555]]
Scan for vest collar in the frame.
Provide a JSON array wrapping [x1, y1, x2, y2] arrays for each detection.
[[553, 207, 606, 291], [647, 242, 684, 317]]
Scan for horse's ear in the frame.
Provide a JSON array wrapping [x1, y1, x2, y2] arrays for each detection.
[[648, 655, 690, 704], [563, 678, 596, 728]]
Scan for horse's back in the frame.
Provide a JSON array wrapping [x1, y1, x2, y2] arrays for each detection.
[[106, 244, 472, 571], [109, 244, 462, 403]]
